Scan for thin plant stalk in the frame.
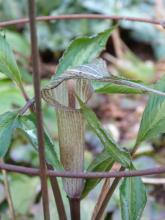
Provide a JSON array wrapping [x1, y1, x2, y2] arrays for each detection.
[[0, 159, 16, 220], [111, 28, 123, 59], [93, 144, 139, 219], [69, 198, 80, 220], [92, 178, 111, 220], [47, 164, 67, 220], [92, 167, 123, 220]]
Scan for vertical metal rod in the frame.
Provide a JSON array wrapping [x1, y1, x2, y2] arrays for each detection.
[[28, 0, 50, 219]]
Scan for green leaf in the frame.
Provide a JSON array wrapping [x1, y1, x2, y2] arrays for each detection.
[[18, 114, 62, 170], [77, 96, 131, 167], [82, 150, 114, 198], [136, 76, 165, 145], [0, 87, 25, 114], [120, 172, 147, 220], [53, 28, 115, 78], [5, 30, 30, 57], [110, 51, 155, 83], [10, 174, 39, 215], [0, 35, 22, 85], [95, 82, 144, 94], [0, 111, 20, 157]]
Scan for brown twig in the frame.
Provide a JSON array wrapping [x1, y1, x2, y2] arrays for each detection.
[[0, 14, 165, 28], [28, 1, 50, 219]]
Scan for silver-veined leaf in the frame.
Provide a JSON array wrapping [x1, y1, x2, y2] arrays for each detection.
[[44, 59, 165, 101]]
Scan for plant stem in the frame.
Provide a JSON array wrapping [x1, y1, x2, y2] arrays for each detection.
[[19, 97, 35, 115], [93, 167, 124, 220], [92, 178, 111, 220], [0, 159, 16, 220], [111, 28, 123, 59], [93, 144, 139, 219], [19, 83, 30, 102], [47, 164, 67, 220], [69, 198, 80, 220]]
